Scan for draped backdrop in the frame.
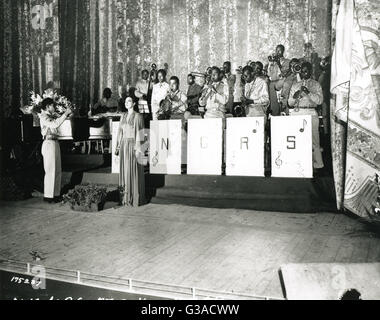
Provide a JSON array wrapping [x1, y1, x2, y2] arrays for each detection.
[[330, 0, 380, 217], [2, 0, 332, 115], [1, 0, 60, 117]]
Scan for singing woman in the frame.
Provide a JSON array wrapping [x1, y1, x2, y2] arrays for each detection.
[[38, 98, 72, 203], [115, 96, 146, 207]]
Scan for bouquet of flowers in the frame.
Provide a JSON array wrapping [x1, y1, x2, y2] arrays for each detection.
[[21, 89, 75, 115]]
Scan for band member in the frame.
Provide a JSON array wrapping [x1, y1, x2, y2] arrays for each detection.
[[135, 69, 150, 114], [254, 61, 270, 84], [288, 62, 324, 169], [186, 74, 202, 116], [151, 69, 170, 121], [241, 65, 270, 122], [302, 42, 321, 80], [233, 66, 245, 107], [199, 67, 229, 119], [267, 44, 290, 116], [223, 61, 236, 114], [115, 96, 146, 207], [91, 88, 118, 115], [38, 98, 72, 203], [166, 76, 188, 120], [147, 63, 158, 108], [279, 58, 301, 113], [267, 45, 291, 81], [164, 62, 171, 80]]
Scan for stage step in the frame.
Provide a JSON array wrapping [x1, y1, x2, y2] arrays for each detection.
[[150, 174, 336, 213], [61, 169, 337, 213], [156, 175, 320, 195]]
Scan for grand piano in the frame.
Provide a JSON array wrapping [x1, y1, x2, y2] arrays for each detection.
[[56, 113, 122, 141]]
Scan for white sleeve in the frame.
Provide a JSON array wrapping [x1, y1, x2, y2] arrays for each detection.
[[40, 113, 68, 130]]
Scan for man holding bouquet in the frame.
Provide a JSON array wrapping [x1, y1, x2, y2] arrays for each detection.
[[38, 98, 73, 203]]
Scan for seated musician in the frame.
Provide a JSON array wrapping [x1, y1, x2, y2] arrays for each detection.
[[288, 62, 324, 169], [254, 61, 270, 84], [151, 69, 170, 121], [199, 66, 229, 119], [241, 65, 270, 122], [279, 58, 301, 114], [186, 74, 202, 117], [167, 76, 188, 120], [92, 88, 118, 115], [135, 69, 150, 114]]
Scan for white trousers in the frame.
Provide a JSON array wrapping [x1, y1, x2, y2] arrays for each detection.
[[41, 140, 62, 198]]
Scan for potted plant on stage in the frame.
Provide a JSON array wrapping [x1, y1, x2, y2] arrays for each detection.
[[62, 184, 108, 212]]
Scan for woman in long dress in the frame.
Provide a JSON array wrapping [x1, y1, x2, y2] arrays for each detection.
[[115, 97, 146, 207]]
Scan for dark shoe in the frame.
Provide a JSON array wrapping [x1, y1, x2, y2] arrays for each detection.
[[53, 196, 63, 203], [43, 197, 55, 203]]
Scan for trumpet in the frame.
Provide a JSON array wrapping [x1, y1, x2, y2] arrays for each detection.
[[236, 66, 243, 74], [200, 83, 215, 101], [268, 54, 280, 63], [234, 104, 246, 117], [292, 63, 302, 74]]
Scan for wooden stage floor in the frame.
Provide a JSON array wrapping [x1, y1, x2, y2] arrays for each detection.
[[1, 198, 380, 299]]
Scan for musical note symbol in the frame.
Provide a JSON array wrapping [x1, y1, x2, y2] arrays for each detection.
[[275, 151, 283, 168], [152, 151, 159, 167], [300, 119, 307, 133], [253, 120, 260, 134]]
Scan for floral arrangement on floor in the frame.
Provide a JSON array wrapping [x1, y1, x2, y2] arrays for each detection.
[[20, 89, 75, 115], [62, 184, 108, 212]]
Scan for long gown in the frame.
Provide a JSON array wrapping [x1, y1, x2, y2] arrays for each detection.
[[117, 112, 146, 207]]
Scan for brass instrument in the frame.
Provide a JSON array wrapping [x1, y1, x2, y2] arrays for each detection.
[[236, 66, 243, 74], [200, 77, 217, 102], [234, 105, 246, 117], [200, 86, 212, 102], [294, 79, 307, 112], [292, 63, 302, 74], [268, 54, 280, 63]]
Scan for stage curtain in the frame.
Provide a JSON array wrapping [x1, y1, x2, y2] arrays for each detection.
[[3, 0, 333, 113], [59, 0, 92, 115], [1, 0, 19, 118], [59, 0, 332, 107], [1, 0, 60, 117], [331, 0, 380, 215]]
